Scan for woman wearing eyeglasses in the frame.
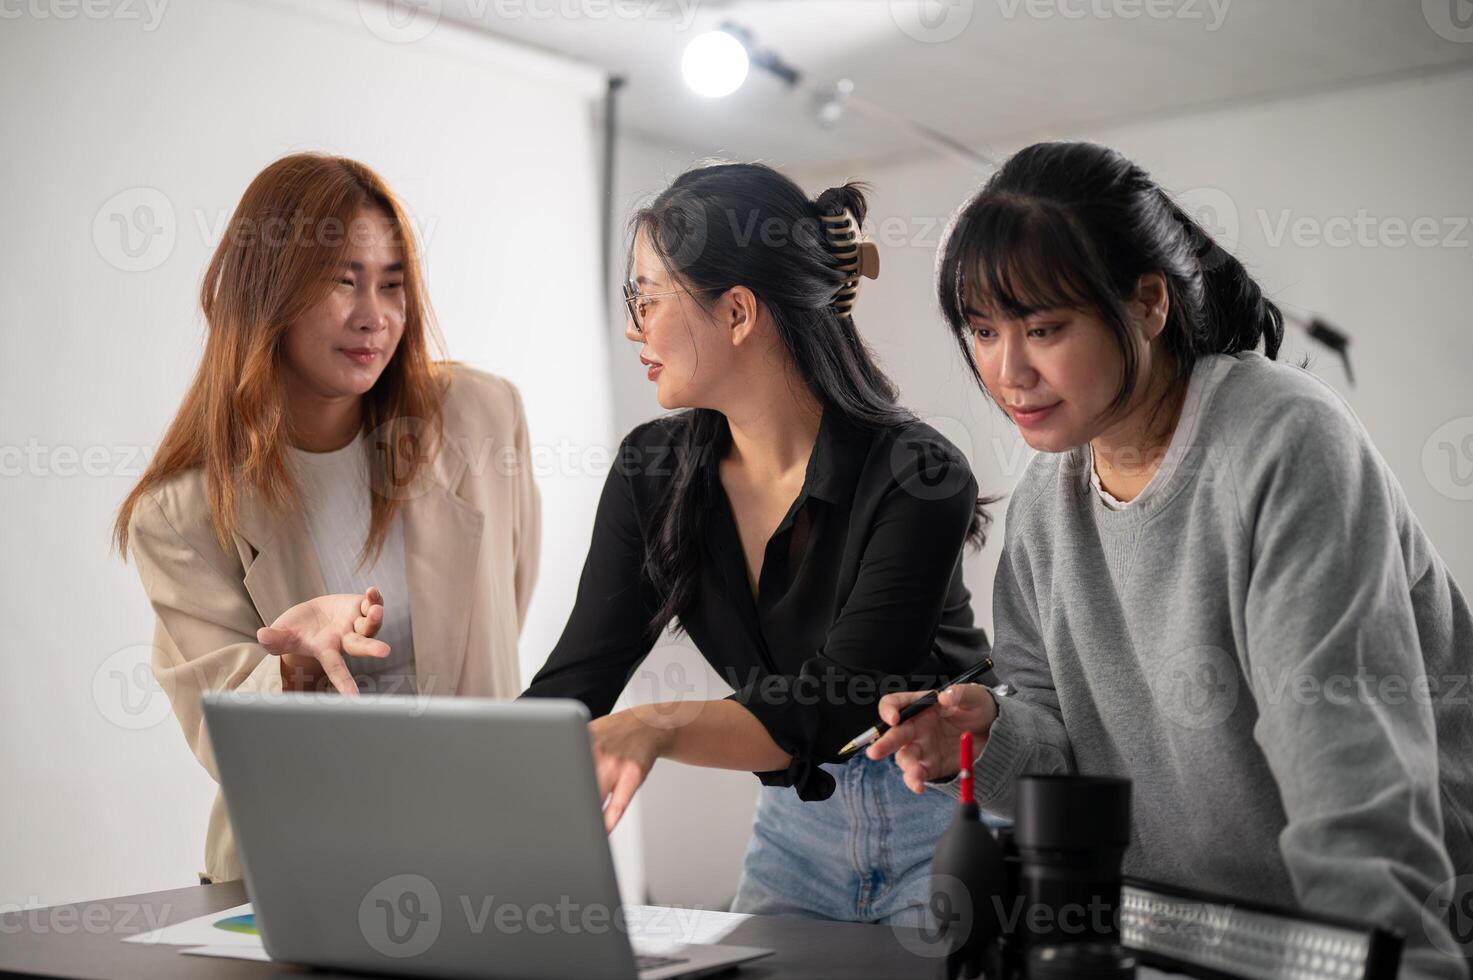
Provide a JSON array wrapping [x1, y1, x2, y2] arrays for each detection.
[[517, 162, 996, 925], [115, 153, 540, 885]]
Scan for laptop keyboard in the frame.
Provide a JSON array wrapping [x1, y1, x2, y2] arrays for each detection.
[[635, 953, 690, 971]]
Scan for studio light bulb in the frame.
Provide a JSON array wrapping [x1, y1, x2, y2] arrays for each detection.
[[681, 30, 749, 98]]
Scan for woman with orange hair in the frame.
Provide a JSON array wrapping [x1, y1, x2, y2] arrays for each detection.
[[115, 153, 540, 884]]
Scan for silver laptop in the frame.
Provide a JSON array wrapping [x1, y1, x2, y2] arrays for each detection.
[[201, 692, 773, 980]]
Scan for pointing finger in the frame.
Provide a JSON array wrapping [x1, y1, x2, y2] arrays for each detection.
[[318, 650, 360, 697]]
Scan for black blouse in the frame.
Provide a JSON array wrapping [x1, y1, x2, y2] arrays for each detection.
[[521, 407, 992, 800]]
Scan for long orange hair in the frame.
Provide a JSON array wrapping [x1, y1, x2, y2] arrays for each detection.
[[114, 153, 447, 563]]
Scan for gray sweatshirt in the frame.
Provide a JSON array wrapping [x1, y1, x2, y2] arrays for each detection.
[[961, 351, 1473, 978]]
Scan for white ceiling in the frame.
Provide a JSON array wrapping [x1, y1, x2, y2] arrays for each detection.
[[442, 0, 1473, 169]]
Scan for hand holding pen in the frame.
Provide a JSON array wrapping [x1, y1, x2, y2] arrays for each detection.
[[855, 659, 1004, 796], [838, 657, 993, 756]]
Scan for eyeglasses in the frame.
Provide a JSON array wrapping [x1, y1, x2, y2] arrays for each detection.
[[622, 280, 723, 333]]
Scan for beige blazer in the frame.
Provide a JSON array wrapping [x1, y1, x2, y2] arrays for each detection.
[[127, 365, 540, 883]]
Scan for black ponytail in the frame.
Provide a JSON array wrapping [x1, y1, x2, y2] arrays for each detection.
[[814, 181, 869, 230], [937, 141, 1283, 415], [632, 163, 994, 640], [1152, 188, 1283, 361]]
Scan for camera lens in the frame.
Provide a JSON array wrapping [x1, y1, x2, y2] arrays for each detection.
[[1014, 775, 1132, 953]]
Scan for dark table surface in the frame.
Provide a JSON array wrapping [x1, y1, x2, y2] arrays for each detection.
[[0, 880, 972, 979]]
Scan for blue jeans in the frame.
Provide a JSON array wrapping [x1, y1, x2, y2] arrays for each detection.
[[731, 751, 1007, 927]]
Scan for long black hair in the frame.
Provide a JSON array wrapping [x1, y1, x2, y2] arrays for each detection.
[[631, 162, 992, 640], [937, 141, 1283, 422]]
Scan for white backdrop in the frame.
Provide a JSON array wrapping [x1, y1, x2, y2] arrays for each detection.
[[0, 0, 645, 908]]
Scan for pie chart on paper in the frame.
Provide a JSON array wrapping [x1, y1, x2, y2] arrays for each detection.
[[212, 913, 258, 936]]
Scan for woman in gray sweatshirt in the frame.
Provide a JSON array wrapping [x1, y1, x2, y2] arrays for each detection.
[[867, 141, 1472, 978]]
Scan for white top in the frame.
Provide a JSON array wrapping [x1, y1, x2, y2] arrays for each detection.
[[289, 430, 417, 694], [1089, 354, 1236, 510]]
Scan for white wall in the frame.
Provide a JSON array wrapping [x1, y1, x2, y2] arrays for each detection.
[[612, 67, 1473, 906], [0, 0, 644, 909]]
